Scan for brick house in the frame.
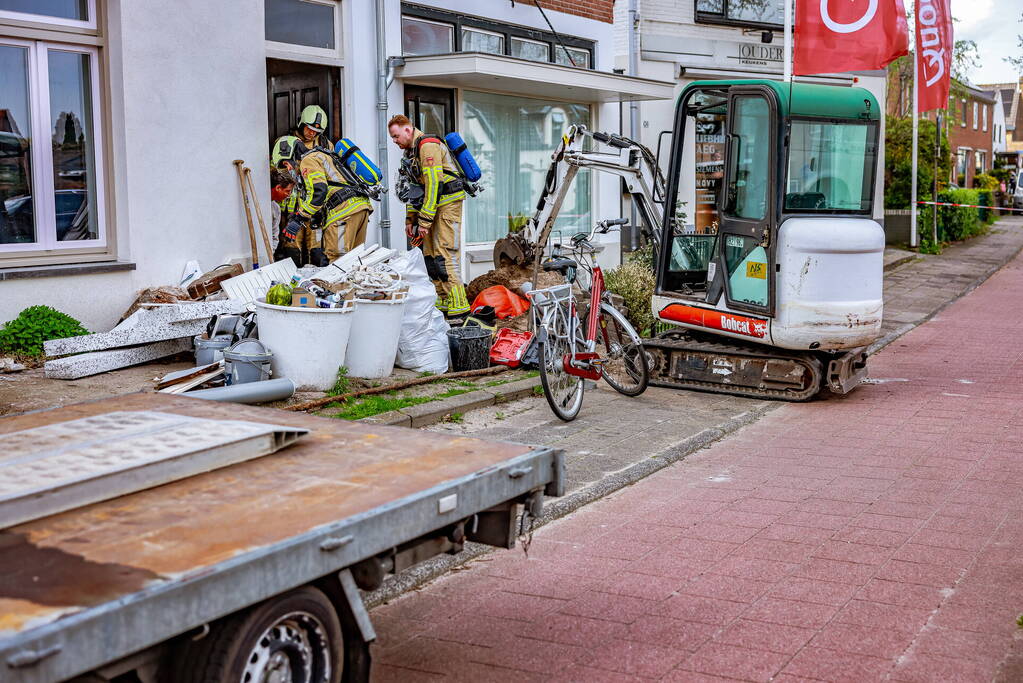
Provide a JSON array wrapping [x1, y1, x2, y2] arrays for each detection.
[[948, 83, 997, 187]]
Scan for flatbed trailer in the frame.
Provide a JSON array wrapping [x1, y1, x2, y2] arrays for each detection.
[[0, 394, 564, 683]]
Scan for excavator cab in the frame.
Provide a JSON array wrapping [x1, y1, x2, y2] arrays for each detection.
[[654, 79, 883, 352]]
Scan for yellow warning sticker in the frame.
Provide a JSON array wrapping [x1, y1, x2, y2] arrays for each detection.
[[746, 261, 767, 279]]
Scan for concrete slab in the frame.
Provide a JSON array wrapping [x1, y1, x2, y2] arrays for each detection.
[[43, 338, 193, 380]]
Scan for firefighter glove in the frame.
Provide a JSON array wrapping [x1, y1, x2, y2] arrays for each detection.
[[284, 216, 304, 240]]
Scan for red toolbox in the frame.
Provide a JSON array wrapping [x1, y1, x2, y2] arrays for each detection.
[[490, 328, 534, 368]]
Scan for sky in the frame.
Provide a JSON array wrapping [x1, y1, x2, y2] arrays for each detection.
[[950, 0, 1022, 86]]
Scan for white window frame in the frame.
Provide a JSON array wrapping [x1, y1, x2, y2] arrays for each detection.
[[983, 104, 988, 132], [509, 36, 551, 63], [0, 0, 96, 30], [0, 39, 106, 254], [401, 15, 455, 56], [460, 26, 505, 55], [264, 0, 342, 62], [972, 101, 978, 130], [961, 99, 966, 127]]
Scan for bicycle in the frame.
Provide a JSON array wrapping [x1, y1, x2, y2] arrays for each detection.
[[527, 217, 649, 421]]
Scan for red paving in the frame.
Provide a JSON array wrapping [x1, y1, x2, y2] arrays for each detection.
[[371, 256, 1023, 681]]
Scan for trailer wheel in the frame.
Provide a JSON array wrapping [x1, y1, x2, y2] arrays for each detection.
[[168, 586, 348, 683]]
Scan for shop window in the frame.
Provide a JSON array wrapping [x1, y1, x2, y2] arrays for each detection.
[[0, 41, 104, 251], [696, 0, 783, 27], [510, 37, 550, 63], [461, 27, 504, 55], [264, 0, 336, 50], [462, 91, 590, 244], [0, 0, 93, 27], [401, 16, 454, 56]]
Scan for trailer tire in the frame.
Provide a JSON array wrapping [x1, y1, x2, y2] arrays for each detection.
[[165, 586, 346, 683]]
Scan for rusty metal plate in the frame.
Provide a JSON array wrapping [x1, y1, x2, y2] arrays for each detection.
[[0, 394, 537, 638], [0, 411, 308, 529]]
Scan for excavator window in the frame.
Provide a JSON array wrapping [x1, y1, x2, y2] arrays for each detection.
[[784, 118, 878, 214]]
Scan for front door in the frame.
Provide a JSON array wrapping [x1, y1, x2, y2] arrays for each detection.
[[267, 59, 341, 144], [404, 85, 455, 135], [717, 88, 775, 315]]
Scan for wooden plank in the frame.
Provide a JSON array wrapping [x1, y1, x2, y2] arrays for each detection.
[[160, 367, 224, 394], [44, 338, 193, 380], [155, 361, 223, 390], [0, 411, 308, 529]]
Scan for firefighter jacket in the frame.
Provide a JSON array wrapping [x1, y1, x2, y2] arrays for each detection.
[[405, 129, 465, 223], [297, 149, 371, 225]]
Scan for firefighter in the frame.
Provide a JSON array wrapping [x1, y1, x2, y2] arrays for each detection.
[[295, 104, 333, 151], [387, 114, 469, 317], [270, 135, 317, 266], [283, 139, 372, 264]]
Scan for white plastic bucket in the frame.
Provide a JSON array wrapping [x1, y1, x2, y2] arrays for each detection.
[[344, 291, 408, 378], [254, 298, 356, 391]]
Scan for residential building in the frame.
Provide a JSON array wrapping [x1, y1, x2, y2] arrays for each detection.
[[0, 0, 671, 330], [947, 83, 996, 187], [978, 79, 1021, 152], [612, 0, 889, 242], [986, 89, 1008, 154]]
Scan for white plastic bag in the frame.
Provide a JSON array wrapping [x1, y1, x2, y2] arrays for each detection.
[[388, 250, 450, 374]]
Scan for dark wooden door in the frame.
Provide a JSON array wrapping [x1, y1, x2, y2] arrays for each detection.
[[404, 85, 455, 135], [266, 59, 341, 144]]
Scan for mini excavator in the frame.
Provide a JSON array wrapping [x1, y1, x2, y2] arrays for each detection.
[[493, 79, 884, 401]]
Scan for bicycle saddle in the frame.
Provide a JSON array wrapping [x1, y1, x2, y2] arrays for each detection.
[[542, 258, 578, 274]]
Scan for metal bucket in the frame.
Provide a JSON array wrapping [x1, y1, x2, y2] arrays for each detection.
[[222, 339, 273, 385], [194, 335, 233, 366]]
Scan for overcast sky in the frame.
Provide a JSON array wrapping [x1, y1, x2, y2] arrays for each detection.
[[950, 0, 1021, 86]]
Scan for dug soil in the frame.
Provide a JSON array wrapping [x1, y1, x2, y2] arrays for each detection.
[[466, 263, 564, 302]]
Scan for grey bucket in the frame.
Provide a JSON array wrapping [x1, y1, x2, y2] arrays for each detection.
[[223, 339, 273, 385], [194, 334, 233, 366]]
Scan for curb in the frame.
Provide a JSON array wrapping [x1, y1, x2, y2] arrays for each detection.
[[363, 402, 775, 608], [883, 253, 918, 271], [357, 375, 540, 428]]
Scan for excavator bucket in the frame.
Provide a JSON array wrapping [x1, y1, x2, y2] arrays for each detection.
[[493, 233, 534, 267]]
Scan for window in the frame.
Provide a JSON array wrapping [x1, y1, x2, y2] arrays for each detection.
[[697, 0, 783, 27], [461, 27, 504, 55], [401, 16, 454, 56], [973, 102, 978, 130], [400, 5, 594, 69], [462, 91, 590, 243], [956, 148, 968, 181], [983, 105, 988, 132], [961, 100, 966, 127], [727, 96, 770, 221], [0, 40, 104, 250], [0, 0, 94, 28], [785, 120, 877, 213], [976, 150, 986, 174], [554, 45, 590, 69], [265, 0, 336, 50], [510, 37, 550, 63]]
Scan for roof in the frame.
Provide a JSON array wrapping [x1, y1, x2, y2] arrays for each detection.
[[978, 82, 1020, 132], [684, 80, 879, 121]]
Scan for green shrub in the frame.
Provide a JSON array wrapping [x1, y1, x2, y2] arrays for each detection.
[[604, 261, 655, 337], [973, 173, 999, 191], [0, 305, 88, 357], [326, 365, 350, 397]]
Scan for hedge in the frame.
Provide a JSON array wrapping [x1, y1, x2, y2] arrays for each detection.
[[917, 188, 995, 244]]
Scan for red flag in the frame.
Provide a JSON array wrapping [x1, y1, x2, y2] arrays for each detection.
[[794, 0, 910, 75], [916, 0, 953, 111]]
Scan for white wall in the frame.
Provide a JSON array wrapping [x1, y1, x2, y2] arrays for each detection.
[[0, 0, 269, 331]]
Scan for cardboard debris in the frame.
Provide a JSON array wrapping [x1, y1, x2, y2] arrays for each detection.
[[159, 366, 225, 393], [155, 360, 223, 390], [187, 263, 244, 299], [44, 338, 193, 380]]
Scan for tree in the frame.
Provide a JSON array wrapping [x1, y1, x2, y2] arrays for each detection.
[[1006, 12, 1023, 73], [884, 115, 951, 209]]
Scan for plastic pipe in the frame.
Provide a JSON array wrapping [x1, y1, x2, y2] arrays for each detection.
[[185, 378, 296, 404], [375, 0, 391, 248]]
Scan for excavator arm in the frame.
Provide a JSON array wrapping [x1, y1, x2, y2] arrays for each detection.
[[493, 125, 666, 267]]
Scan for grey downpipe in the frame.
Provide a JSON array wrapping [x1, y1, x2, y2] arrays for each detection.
[[186, 378, 296, 404], [375, 0, 391, 248], [628, 0, 641, 251]]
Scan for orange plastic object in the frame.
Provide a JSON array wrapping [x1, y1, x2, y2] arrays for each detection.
[[471, 285, 529, 319], [490, 328, 534, 368]]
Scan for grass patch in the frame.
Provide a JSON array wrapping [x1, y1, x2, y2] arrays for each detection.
[[443, 412, 464, 423], [327, 386, 473, 420]]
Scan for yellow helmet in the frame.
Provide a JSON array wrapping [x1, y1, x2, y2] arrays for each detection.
[[271, 135, 305, 167], [299, 105, 328, 134]]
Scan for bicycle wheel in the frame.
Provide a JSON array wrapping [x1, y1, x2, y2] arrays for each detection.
[[590, 302, 649, 397], [538, 314, 584, 422]]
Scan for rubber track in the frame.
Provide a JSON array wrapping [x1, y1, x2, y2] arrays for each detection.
[[642, 331, 823, 402]]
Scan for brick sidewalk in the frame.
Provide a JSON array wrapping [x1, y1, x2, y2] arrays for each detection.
[[370, 250, 1023, 680]]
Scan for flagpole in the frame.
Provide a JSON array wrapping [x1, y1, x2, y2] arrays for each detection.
[[910, 35, 919, 248], [784, 0, 793, 82]]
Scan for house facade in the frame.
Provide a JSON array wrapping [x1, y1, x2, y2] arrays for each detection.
[[0, 0, 671, 331], [947, 84, 996, 188]]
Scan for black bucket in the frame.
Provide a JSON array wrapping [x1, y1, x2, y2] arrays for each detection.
[[447, 326, 492, 372]]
